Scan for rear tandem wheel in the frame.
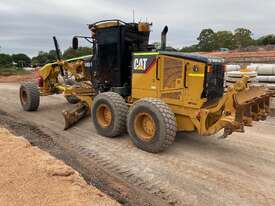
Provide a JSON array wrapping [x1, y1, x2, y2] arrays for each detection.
[[19, 82, 40, 111], [127, 98, 177, 153]]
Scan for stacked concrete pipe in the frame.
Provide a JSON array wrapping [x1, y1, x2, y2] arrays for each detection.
[[255, 65, 275, 115], [247, 64, 275, 92], [225, 64, 258, 88]]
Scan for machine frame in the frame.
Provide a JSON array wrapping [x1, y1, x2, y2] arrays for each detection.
[[19, 20, 274, 153]]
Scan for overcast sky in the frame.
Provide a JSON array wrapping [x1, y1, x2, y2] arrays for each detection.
[[1, 0, 275, 56]]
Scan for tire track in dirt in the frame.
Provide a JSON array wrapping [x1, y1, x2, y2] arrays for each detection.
[[0, 111, 169, 206]]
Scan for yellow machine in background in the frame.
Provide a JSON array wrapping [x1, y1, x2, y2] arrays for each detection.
[[19, 20, 274, 153]]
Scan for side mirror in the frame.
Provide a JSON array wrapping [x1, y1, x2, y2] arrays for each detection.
[[72, 37, 78, 50]]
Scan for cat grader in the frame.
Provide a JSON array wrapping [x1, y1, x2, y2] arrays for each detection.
[[19, 20, 274, 153]]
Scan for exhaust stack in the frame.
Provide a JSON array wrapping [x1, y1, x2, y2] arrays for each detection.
[[161, 26, 168, 50]]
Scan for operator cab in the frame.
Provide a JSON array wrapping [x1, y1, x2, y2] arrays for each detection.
[[72, 19, 225, 101], [74, 20, 152, 96]]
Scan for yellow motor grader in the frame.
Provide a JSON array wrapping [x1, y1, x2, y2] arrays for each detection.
[[19, 20, 274, 153]]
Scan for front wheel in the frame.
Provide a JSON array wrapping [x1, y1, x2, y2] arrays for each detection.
[[91, 92, 128, 137], [19, 82, 40, 111], [127, 98, 177, 153]]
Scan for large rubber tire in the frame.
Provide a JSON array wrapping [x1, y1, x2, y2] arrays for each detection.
[[19, 82, 40, 111], [92, 92, 128, 137], [65, 95, 80, 104], [127, 98, 177, 153]]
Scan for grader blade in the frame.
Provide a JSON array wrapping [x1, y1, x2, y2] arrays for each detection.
[[63, 102, 89, 130], [234, 86, 274, 127]]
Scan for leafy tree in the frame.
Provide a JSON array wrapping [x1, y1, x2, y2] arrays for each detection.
[[48, 50, 58, 62], [257, 35, 275, 45], [234, 28, 254, 48], [180, 44, 199, 52], [31, 50, 58, 66], [179, 27, 267, 52], [31, 46, 93, 66], [197, 29, 217, 51], [11, 53, 31, 67], [63, 47, 92, 59], [215, 31, 235, 49], [62, 47, 78, 59], [0, 53, 12, 67], [31, 51, 49, 66]]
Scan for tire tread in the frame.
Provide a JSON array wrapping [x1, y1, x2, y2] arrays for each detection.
[[92, 92, 128, 137], [20, 82, 40, 111], [127, 98, 176, 153]]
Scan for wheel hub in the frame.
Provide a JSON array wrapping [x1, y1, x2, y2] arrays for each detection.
[[134, 112, 156, 141], [96, 104, 112, 128]]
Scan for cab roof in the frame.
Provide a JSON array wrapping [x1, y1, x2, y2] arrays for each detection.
[[160, 51, 224, 64], [133, 51, 224, 64]]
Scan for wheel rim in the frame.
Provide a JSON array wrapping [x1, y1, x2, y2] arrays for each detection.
[[96, 104, 112, 128], [20, 89, 27, 104], [134, 112, 156, 141]]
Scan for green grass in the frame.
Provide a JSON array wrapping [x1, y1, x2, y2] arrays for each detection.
[[0, 66, 31, 76]]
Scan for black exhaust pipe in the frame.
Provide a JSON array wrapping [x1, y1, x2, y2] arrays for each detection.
[[161, 26, 168, 50]]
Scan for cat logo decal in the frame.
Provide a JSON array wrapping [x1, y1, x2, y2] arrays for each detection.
[[133, 56, 157, 73]]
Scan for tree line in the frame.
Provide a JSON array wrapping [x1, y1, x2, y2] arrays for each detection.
[[0, 47, 92, 68], [180, 28, 275, 52], [31, 47, 92, 66], [0, 53, 31, 68]]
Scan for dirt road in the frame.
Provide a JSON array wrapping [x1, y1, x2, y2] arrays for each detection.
[[0, 73, 34, 83], [0, 83, 275, 206], [0, 128, 120, 206]]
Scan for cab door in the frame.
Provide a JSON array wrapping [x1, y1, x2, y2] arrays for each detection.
[[183, 60, 207, 108]]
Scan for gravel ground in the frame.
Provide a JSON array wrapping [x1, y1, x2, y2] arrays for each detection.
[[0, 127, 120, 206]]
